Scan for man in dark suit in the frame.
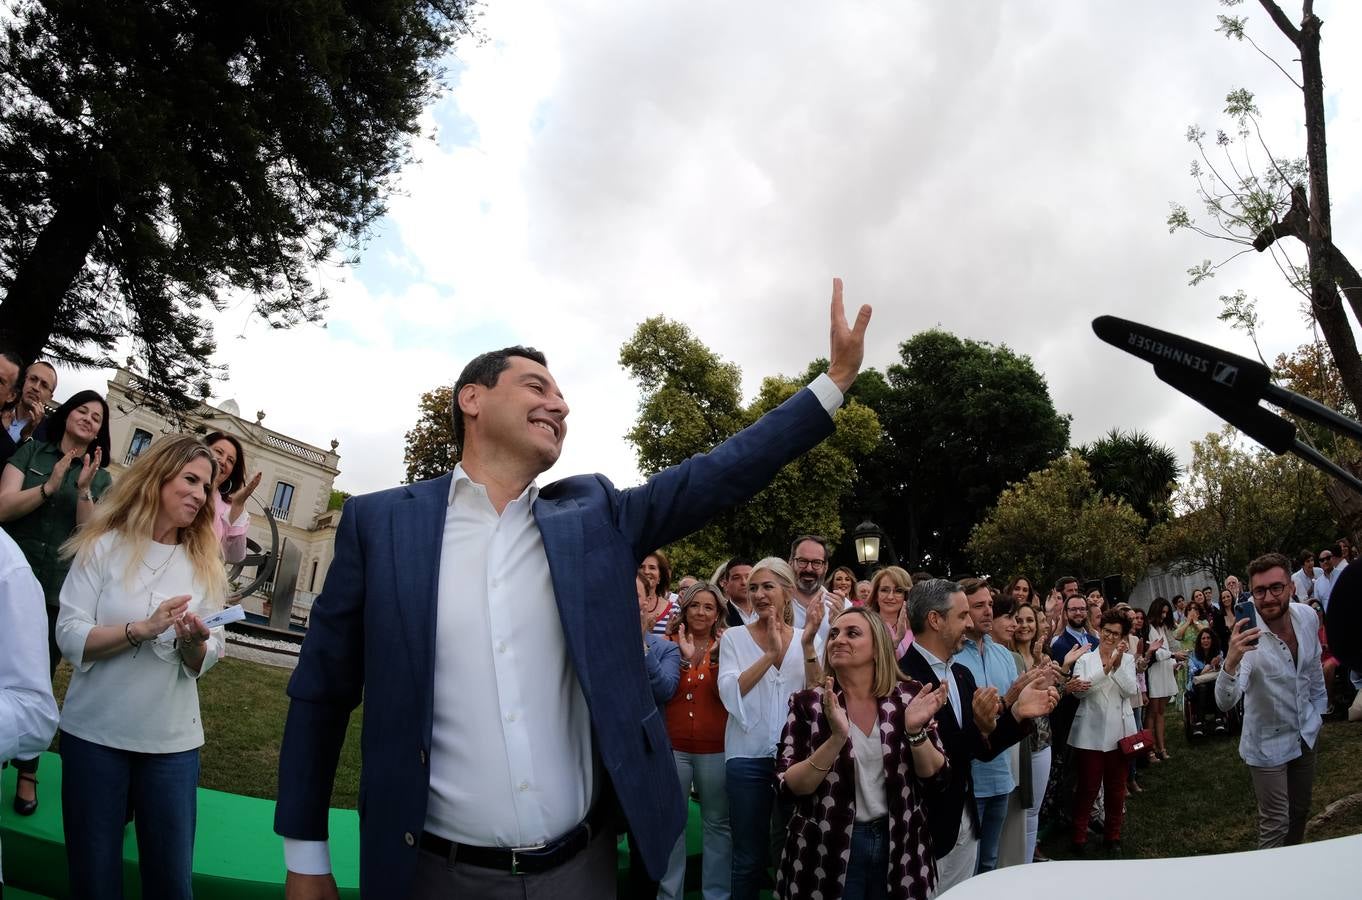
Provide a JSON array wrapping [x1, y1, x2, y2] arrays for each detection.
[[899, 578, 1055, 894], [0, 350, 24, 468], [276, 281, 872, 899]]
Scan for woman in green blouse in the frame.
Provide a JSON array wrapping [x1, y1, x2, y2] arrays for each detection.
[[0, 388, 113, 816]]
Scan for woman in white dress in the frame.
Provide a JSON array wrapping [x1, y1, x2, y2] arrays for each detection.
[[718, 556, 823, 900], [1142, 597, 1182, 761]]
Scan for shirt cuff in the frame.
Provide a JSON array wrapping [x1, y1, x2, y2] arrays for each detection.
[[283, 837, 333, 876], [807, 373, 844, 417]]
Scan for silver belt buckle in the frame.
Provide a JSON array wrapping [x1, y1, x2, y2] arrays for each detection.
[[510, 841, 546, 875]]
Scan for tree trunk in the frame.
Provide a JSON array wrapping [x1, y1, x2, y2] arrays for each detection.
[[0, 181, 112, 363]]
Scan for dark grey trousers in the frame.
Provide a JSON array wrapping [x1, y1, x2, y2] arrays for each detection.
[[410, 828, 618, 899]]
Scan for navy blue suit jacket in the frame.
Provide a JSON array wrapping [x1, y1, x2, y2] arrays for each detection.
[[274, 386, 836, 898]]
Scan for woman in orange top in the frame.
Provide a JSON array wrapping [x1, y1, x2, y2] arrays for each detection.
[[660, 581, 731, 900]]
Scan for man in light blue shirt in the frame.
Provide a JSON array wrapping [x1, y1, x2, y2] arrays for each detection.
[[953, 578, 1019, 873]]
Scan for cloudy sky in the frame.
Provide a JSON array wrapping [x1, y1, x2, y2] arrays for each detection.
[[55, 0, 1362, 495]]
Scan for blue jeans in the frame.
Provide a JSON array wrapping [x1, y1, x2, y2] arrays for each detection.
[[842, 819, 889, 900], [974, 792, 1010, 873], [660, 751, 731, 900], [60, 731, 200, 900], [726, 756, 776, 900]]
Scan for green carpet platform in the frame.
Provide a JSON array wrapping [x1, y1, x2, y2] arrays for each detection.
[[3, 753, 710, 898]]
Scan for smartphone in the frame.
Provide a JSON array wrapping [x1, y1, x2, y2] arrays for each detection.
[[1233, 599, 1259, 647]]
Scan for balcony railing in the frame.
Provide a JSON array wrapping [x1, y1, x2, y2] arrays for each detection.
[[259, 433, 327, 465], [267, 505, 291, 522]]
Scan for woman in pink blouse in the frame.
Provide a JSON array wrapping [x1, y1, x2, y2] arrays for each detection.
[[205, 433, 260, 564], [776, 607, 949, 900]]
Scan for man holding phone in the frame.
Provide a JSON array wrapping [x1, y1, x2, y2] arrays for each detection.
[[1216, 552, 1327, 849]]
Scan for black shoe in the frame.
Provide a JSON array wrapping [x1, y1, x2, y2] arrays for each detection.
[[1213, 718, 1227, 734], [1071, 840, 1088, 857], [12, 773, 38, 817], [1089, 820, 1104, 835], [1191, 726, 1205, 738], [1104, 839, 1122, 856]]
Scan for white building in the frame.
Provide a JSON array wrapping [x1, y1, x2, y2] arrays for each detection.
[[104, 368, 342, 620]]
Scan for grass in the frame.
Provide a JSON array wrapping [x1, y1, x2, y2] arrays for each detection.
[[1039, 702, 1362, 859], [51, 657, 1362, 857]]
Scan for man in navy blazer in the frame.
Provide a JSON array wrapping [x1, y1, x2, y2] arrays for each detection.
[[898, 579, 1053, 893], [276, 282, 872, 899]]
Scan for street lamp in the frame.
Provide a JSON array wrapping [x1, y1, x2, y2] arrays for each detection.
[[853, 520, 884, 567]]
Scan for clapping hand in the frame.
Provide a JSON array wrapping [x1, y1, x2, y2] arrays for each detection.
[[821, 677, 849, 738], [1014, 680, 1060, 720], [640, 607, 657, 637], [1066, 677, 1092, 696], [972, 686, 1002, 736], [801, 596, 825, 649], [228, 471, 262, 519], [74, 448, 102, 492], [677, 623, 696, 660], [46, 447, 81, 494], [904, 682, 949, 733], [1063, 641, 1088, 669], [755, 613, 783, 659], [1003, 664, 1050, 707]]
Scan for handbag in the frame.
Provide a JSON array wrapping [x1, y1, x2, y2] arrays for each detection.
[[1118, 728, 1154, 758]]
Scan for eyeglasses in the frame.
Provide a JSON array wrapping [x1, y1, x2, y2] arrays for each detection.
[[1250, 582, 1290, 600], [792, 557, 827, 570], [1100, 630, 1125, 642]]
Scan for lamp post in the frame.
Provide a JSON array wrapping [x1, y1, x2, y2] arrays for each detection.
[[853, 519, 884, 577]]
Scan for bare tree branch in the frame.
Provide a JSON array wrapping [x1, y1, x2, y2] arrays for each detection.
[[1256, 0, 1302, 46]]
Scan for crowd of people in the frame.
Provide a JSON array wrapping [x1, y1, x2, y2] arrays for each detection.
[[1, 287, 1357, 900], [0, 349, 262, 898]]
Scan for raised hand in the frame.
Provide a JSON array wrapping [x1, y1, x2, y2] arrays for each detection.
[[756, 614, 783, 658], [75, 448, 102, 491], [677, 623, 696, 661], [1223, 618, 1260, 674], [1066, 677, 1092, 696], [1063, 641, 1088, 669], [972, 686, 1002, 736], [1003, 664, 1050, 707], [46, 447, 80, 494], [904, 682, 949, 733], [822, 677, 850, 738], [229, 471, 263, 518], [895, 606, 909, 642], [801, 596, 825, 649], [640, 607, 657, 637], [825, 277, 874, 393]]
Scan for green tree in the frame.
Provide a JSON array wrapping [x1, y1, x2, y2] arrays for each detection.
[[967, 453, 1149, 591], [328, 489, 351, 511], [1078, 429, 1181, 531], [403, 385, 457, 484], [0, 0, 474, 407], [619, 318, 880, 578], [1149, 425, 1338, 583], [853, 330, 1070, 573]]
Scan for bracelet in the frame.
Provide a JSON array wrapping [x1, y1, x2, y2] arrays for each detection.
[[39, 482, 50, 502], [906, 729, 929, 746], [805, 656, 818, 664], [125, 622, 142, 647], [807, 757, 832, 773]]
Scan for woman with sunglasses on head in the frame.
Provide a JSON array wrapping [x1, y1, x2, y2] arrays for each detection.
[[0, 389, 113, 817], [54, 435, 227, 899]]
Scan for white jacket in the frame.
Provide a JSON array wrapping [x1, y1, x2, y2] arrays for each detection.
[[1068, 649, 1138, 752]]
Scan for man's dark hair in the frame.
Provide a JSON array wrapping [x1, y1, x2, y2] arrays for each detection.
[[720, 557, 755, 580], [910, 571, 934, 584], [1298, 548, 1315, 568], [1248, 552, 1293, 580], [1055, 575, 1078, 593], [788, 534, 830, 560], [0, 349, 23, 372], [451, 346, 548, 452], [907, 578, 962, 634]]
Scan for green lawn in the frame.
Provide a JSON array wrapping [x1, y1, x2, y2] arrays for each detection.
[[1040, 704, 1362, 859], [53, 657, 1362, 855]]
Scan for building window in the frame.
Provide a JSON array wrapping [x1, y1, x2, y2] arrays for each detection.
[[125, 429, 153, 465], [270, 481, 295, 520]]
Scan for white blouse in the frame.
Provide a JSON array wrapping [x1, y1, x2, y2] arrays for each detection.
[[55, 533, 224, 753], [1068, 649, 1137, 752], [718, 624, 808, 760]]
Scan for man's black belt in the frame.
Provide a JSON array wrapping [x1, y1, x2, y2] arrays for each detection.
[[419, 804, 610, 876]]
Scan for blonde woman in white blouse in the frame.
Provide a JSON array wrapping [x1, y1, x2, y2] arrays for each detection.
[[55, 435, 228, 900], [718, 556, 824, 900]]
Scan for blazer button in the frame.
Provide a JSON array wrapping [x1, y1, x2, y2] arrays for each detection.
[[419, 749, 427, 766], [405, 832, 416, 847]]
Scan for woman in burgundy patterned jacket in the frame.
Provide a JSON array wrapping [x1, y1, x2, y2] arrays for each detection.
[[776, 607, 950, 900]]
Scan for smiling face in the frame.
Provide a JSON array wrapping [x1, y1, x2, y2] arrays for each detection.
[[684, 590, 720, 639], [1014, 605, 1038, 646], [459, 356, 569, 473], [855, 580, 872, 604], [1064, 596, 1088, 630], [638, 556, 661, 593], [826, 611, 875, 671], [748, 568, 791, 622], [1198, 629, 1214, 652], [209, 438, 238, 491], [873, 576, 908, 619], [65, 400, 103, 445], [1011, 579, 1031, 602], [159, 457, 214, 533], [830, 569, 854, 596], [991, 611, 1017, 647], [789, 539, 828, 596], [1249, 565, 1292, 624]]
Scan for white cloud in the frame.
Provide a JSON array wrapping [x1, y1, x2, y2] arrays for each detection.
[[50, 0, 1362, 496]]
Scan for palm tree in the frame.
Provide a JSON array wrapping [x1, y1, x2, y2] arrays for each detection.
[[1079, 429, 1181, 530]]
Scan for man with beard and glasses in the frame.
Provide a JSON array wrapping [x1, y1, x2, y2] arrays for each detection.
[[1217, 552, 1326, 848], [787, 535, 848, 651]]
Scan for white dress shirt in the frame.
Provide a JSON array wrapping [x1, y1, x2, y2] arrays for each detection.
[[55, 533, 224, 753], [1068, 651, 1137, 752], [1215, 602, 1325, 768], [718, 624, 809, 760], [1317, 560, 1346, 608], [909, 643, 961, 728], [0, 531, 59, 763]]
